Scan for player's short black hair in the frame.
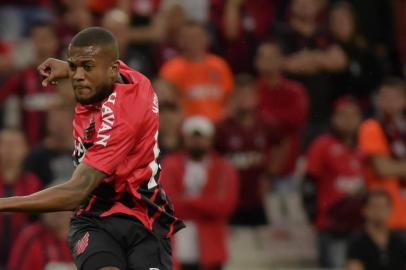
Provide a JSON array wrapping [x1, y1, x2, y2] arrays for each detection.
[[70, 27, 119, 59]]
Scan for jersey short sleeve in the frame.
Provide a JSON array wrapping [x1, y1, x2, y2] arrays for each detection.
[[359, 119, 390, 155]]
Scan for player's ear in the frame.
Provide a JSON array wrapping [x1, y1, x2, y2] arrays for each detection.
[[109, 60, 119, 80]]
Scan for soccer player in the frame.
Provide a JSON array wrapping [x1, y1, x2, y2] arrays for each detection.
[[0, 27, 184, 270]]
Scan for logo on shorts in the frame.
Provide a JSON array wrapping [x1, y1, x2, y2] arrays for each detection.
[[75, 232, 90, 256]]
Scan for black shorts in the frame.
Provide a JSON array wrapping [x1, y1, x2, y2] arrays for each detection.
[[68, 214, 172, 270]]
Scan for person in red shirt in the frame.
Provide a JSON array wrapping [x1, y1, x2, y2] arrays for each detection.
[[255, 41, 308, 178], [0, 128, 42, 268], [304, 96, 364, 268], [0, 21, 59, 145], [8, 211, 74, 270], [254, 41, 308, 230], [0, 27, 184, 270], [161, 116, 239, 270], [216, 74, 272, 226]]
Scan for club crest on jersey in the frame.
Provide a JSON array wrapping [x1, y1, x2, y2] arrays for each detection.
[[84, 117, 95, 140], [96, 92, 117, 147]]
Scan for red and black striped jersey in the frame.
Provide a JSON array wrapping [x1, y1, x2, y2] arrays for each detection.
[[72, 61, 184, 238]]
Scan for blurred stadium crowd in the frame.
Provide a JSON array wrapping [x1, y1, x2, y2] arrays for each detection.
[[1, 0, 406, 269]]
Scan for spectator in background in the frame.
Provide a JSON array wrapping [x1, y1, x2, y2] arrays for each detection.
[[394, 0, 406, 78], [359, 78, 406, 233], [329, 1, 382, 111], [272, 0, 347, 144], [0, 41, 14, 79], [25, 105, 74, 187], [332, 0, 400, 76], [221, 0, 281, 73], [160, 21, 234, 123], [304, 96, 364, 268], [102, 8, 152, 72], [115, 0, 165, 77], [216, 74, 271, 226], [0, 21, 59, 145], [154, 3, 186, 67], [160, 0, 210, 24], [0, 0, 54, 41], [0, 128, 42, 268], [347, 190, 406, 270], [255, 41, 308, 182], [161, 116, 239, 270], [153, 78, 184, 158], [56, 0, 93, 51], [254, 41, 308, 231], [0, 41, 15, 129], [8, 211, 74, 270]]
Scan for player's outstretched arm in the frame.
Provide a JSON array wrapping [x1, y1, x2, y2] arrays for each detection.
[[0, 164, 106, 213], [37, 58, 70, 87]]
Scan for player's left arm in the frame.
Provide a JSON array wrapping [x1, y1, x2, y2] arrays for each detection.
[[0, 163, 106, 213]]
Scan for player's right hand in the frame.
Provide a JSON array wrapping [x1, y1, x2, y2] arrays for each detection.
[[37, 58, 69, 87]]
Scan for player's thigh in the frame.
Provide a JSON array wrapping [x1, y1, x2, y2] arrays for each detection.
[[68, 218, 126, 270], [127, 234, 172, 270]]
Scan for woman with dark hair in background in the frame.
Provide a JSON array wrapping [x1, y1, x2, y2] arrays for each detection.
[[329, 1, 382, 111]]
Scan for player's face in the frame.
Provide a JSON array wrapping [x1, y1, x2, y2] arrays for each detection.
[[68, 45, 117, 105]]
